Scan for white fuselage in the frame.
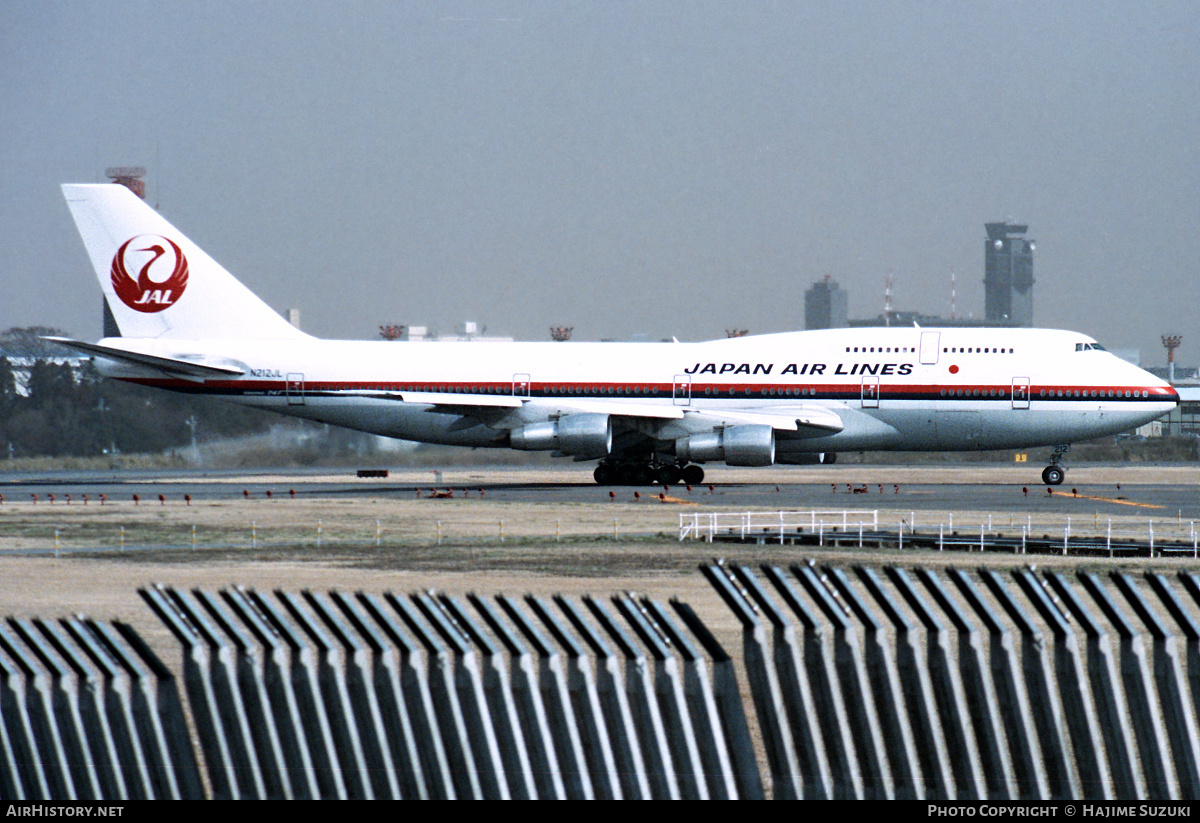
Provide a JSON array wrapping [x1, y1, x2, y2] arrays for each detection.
[[96, 326, 1177, 457]]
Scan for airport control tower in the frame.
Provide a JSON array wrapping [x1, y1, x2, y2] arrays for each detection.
[[984, 222, 1034, 327]]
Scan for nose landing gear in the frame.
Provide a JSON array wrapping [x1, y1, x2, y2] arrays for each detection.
[[1041, 444, 1070, 486]]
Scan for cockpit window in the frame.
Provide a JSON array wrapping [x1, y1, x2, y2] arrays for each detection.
[[1075, 342, 1107, 352]]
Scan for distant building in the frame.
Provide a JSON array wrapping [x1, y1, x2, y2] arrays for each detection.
[[984, 222, 1034, 327], [388, 321, 512, 343], [847, 312, 1021, 329], [804, 276, 848, 330]]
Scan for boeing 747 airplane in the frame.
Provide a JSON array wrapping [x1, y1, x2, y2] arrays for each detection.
[[56, 184, 1177, 486]]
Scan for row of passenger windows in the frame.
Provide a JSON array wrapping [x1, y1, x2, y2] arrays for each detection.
[[943, 347, 1013, 354], [1040, 389, 1148, 398], [702, 387, 818, 397], [845, 346, 913, 353]]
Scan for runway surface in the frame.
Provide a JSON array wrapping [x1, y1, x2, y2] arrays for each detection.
[[3, 462, 1198, 518]]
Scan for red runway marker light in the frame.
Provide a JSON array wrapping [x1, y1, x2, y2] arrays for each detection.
[[686, 485, 692, 493], [31, 494, 37, 504], [1022, 487, 1028, 497], [185, 494, 192, 506], [708, 485, 715, 494], [1047, 488, 1053, 496], [1072, 488, 1078, 497], [82, 494, 88, 504], [663, 485, 670, 494], [99, 494, 107, 505], [158, 494, 166, 505], [48, 494, 55, 504], [266, 490, 273, 498], [634, 491, 641, 502], [479, 489, 485, 497], [289, 489, 296, 497], [894, 485, 899, 494], [658, 493, 665, 502], [609, 491, 616, 501], [243, 490, 250, 499], [65, 494, 71, 505], [132, 494, 139, 505]]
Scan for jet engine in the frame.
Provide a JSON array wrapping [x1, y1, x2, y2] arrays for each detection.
[[674, 424, 775, 466], [509, 413, 612, 458]]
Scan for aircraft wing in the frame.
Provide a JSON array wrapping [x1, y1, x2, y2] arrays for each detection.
[[43, 337, 245, 378], [352, 391, 843, 435], [684, 406, 845, 433], [395, 390, 523, 409]]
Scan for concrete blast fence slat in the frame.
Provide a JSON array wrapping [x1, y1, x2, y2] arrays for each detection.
[[582, 595, 679, 799], [27, 618, 127, 800], [728, 562, 834, 798], [1079, 571, 1178, 799], [495, 593, 593, 799], [16, 563, 1200, 799], [468, 592, 565, 800], [885, 567, 988, 799], [558, 595, 652, 800], [823, 565, 927, 800], [1012, 570, 1113, 799], [914, 568, 1016, 800], [950, 568, 1052, 800], [1044, 573, 1145, 800], [979, 568, 1081, 799], [1111, 573, 1200, 799], [526, 595, 622, 799]]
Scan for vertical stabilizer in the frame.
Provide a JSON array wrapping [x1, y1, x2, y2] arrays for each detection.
[[63, 184, 306, 340]]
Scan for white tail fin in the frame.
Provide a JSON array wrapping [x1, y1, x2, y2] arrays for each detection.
[[62, 184, 306, 340]]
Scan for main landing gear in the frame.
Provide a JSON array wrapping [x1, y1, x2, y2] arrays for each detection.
[[1041, 444, 1070, 486], [594, 459, 705, 486]]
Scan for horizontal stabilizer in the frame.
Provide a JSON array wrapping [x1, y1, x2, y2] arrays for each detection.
[[43, 337, 245, 377]]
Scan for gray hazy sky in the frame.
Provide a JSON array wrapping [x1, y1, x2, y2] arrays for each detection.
[[2, 1, 1197, 364]]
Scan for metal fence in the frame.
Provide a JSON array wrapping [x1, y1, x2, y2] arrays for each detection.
[[0, 616, 201, 799], [683, 509, 1200, 557], [7, 564, 1200, 798], [705, 561, 1200, 799], [133, 585, 762, 799]]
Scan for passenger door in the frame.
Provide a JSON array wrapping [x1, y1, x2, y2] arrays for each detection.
[[673, 374, 692, 406], [861, 375, 880, 409], [286, 373, 305, 406], [1012, 377, 1030, 410]]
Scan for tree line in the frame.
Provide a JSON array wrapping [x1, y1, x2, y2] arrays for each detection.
[[0, 329, 277, 459]]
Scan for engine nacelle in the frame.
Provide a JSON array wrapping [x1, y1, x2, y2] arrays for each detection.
[[675, 424, 775, 466], [510, 413, 612, 458]]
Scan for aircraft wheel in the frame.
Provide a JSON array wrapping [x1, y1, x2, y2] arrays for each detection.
[[1042, 465, 1065, 486], [630, 465, 654, 486], [656, 465, 682, 486], [680, 464, 705, 485], [594, 464, 615, 485]]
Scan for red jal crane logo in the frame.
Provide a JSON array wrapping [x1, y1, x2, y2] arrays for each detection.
[[110, 235, 189, 312]]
